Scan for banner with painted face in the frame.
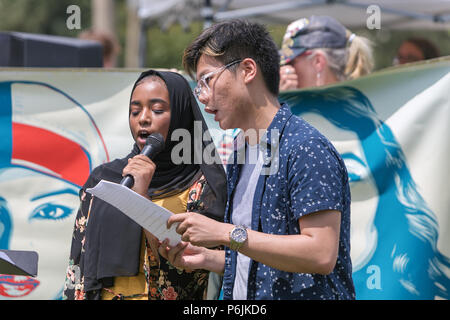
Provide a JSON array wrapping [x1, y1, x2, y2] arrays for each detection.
[[0, 58, 448, 300], [279, 57, 450, 299], [0, 70, 137, 299]]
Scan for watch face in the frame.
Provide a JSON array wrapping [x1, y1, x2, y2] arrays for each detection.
[[231, 227, 247, 243]]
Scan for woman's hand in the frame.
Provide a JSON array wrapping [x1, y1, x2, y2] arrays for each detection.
[[159, 240, 225, 274], [122, 154, 156, 197], [158, 240, 206, 271], [279, 65, 298, 91]]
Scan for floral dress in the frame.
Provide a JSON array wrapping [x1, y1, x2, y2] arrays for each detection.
[[63, 176, 211, 300]]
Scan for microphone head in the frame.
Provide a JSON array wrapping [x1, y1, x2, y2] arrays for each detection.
[[145, 132, 165, 152]]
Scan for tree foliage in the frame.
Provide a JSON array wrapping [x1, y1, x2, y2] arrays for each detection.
[[0, 0, 91, 36], [0, 0, 448, 70]]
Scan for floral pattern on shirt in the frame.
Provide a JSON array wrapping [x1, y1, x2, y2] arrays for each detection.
[[222, 104, 355, 300], [63, 176, 210, 300]]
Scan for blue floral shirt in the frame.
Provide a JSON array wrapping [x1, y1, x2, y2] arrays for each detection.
[[222, 103, 355, 300]]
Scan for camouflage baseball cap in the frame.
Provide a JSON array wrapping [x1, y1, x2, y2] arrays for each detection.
[[280, 15, 348, 65]]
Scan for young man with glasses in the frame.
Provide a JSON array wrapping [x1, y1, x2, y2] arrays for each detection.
[[159, 19, 355, 300]]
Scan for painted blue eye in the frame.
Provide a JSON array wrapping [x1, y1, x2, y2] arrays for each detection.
[[0, 197, 12, 249], [30, 203, 73, 221], [347, 172, 362, 183], [341, 152, 366, 183]]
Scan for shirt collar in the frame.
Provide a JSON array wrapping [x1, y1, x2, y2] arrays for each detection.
[[228, 103, 291, 174], [232, 103, 292, 150], [260, 102, 292, 147]]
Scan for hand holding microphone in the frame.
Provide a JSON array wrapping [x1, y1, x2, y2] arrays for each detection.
[[121, 133, 165, 194]]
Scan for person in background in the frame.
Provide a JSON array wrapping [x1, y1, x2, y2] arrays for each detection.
[[78, 29, 121, 68], [279, 15, 374, 91], [393, 37, 440, 65]]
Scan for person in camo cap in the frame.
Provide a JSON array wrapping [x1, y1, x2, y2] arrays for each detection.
[[279, 15, 374, 90]]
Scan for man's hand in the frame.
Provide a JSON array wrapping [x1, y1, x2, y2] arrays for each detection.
[[167, 212, 232, 248]]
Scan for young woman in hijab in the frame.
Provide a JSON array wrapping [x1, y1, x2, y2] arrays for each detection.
[[63, 70, 227, 300]]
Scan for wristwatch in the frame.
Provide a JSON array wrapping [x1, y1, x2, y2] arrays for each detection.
[[229, 225, 248, 251]]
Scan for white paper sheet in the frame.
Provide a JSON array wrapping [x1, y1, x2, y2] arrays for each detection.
[[86, 180, 181, 246]]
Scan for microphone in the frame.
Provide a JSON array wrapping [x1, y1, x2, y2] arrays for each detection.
[[120, 132, 165, 188]]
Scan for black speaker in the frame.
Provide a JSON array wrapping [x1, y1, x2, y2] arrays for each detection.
[[0, 31, 103, 67]]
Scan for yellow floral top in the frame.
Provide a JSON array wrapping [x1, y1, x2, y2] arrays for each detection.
[[64, 176, 210, 300], [101, 187, 190, 300]]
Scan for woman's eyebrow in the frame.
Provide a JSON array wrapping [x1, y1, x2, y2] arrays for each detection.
[[130, 99, 168, 106], [30, 188, 78, 201], [148, 98, 169, 106]]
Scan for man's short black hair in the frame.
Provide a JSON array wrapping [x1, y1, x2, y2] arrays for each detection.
[[183, 19, 280, 96]]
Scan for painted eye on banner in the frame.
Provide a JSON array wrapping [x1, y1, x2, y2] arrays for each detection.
[[341, 153, 368, 183], [29, 203, 73, 221]]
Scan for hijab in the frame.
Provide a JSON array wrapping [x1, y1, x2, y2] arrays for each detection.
[[82, 70, 227, 293], [127, 70, 224, 199]]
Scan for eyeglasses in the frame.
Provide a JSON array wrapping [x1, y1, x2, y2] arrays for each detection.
[[193, 60, 242, 99]]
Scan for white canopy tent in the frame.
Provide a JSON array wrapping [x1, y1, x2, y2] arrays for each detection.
[[137, 0, 450, 28], [133, 0, 450, 66], [212, 0, 450, 29]]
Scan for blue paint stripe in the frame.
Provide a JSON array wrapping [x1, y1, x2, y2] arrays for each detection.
[[0, 82, 12, 165]]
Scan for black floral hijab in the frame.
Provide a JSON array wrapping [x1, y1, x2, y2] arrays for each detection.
[[80, 70, 226, 294]]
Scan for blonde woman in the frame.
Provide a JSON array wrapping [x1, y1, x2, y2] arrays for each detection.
[[279, 15, 374, 90]]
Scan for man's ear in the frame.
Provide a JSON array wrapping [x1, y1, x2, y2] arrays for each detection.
[[240, 58, 257, 84]]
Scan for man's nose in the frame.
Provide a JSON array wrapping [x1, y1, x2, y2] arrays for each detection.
[[197, 91, 209, 105]]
